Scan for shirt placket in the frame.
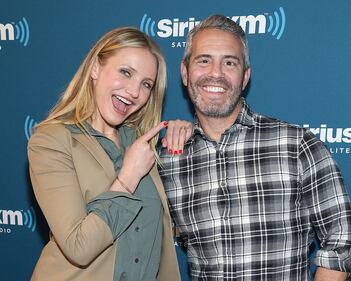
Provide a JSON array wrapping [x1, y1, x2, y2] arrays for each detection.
[[211, 140, 232, 278]]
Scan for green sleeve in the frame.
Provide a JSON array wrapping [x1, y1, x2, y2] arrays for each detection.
[[87, 191, 142, 240]]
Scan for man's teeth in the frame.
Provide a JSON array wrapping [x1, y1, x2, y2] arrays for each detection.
[[203, 86, 225, 93], [115, 95, 131, 105]]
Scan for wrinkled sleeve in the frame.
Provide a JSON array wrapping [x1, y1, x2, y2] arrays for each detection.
[[299, 130, 351, 272], [87, 191, 142, 240]]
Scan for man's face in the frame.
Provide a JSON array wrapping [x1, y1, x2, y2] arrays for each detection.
[[181, 29, 250, 119]]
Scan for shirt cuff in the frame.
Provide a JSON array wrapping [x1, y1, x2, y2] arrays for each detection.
[[314, 246, 351, 272], [87, 191, 143, 240]]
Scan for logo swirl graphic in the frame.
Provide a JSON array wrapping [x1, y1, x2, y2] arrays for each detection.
[[267, 7, 286, 40]]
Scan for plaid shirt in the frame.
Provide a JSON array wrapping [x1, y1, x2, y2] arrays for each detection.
[[158, 100, 351, 280]]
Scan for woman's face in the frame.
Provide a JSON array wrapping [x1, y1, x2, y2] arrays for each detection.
[[90, 47, 157, 132]]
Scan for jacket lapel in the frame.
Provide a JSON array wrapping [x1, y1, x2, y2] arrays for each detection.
[[150, 165, 170, 216], [71, 133, 116, 181], [72, 132, 169, 216]]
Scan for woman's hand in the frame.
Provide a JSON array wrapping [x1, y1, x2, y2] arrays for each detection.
[[111, 121, 167, 193], [161, 119, 193, 155]]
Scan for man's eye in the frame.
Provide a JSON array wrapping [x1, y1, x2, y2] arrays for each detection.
[[225, 61, 237, 66], [195, 58, 210, 64]]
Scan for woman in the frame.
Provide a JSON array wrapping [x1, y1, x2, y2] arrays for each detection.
[[28, 27, 190, 281]]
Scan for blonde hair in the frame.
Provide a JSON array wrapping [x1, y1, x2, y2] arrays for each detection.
[[39, 27, 166, 151]]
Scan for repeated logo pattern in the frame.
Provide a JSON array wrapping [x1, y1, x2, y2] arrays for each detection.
[[140, 7, 286, 41]]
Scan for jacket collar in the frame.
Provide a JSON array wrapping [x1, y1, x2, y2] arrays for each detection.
[[71, 132, 116, 182]]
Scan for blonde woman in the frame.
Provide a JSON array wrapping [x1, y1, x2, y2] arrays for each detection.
[[28, 27, 190, 281]]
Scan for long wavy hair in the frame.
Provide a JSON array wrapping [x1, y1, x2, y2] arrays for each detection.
[[38, 27, 166, 151]]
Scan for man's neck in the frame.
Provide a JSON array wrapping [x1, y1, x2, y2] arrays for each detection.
[[196, 100, 243, 143]]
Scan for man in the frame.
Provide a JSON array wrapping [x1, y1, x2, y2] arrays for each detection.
[[158, 14, 351, 280]]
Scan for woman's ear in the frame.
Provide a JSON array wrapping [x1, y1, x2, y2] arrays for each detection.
[[91, 59, 100, 80]]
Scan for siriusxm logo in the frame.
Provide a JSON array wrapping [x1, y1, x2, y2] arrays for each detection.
[[24, 115, 37, 141], [0, 17, 30, 50], [303, 124, 351, 144], [0, 207, 36, 233], [140, 7, 286, 41]]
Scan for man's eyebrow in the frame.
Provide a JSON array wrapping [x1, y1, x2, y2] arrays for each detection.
[[223, 55, 241, 62], [193, 54, 212, 60], [193, 54, 241, 62]]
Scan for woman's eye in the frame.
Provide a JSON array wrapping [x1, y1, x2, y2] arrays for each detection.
[[143, 81, 153, 89], [120, 69, 131, 77]]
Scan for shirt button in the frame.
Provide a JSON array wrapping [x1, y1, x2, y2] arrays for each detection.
[[220, 181, 227, 187], [135, 226, 140, 232], [134, 258, 139, 263]]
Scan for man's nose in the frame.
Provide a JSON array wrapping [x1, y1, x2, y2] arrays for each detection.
[[209, 61, 224, 78]]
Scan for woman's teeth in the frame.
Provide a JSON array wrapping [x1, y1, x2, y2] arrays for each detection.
[[114, 95, 132, 105]]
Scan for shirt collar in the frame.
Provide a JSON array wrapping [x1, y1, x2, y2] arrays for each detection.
[[65, 122, 103, 137], [235, 99, 256, 128]]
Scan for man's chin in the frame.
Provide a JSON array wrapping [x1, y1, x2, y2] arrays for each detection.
[[196, 107, 234, 119]]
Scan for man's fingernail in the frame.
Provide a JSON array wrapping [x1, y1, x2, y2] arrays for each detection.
[[174, 150, 178, 155], [163, 121, 168, 126], [179, 149, 183, 154], [168, 149, 172, 154]]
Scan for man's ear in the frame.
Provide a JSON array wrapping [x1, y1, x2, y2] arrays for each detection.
[[242, 67, 251, 90], [91, 59, 100, 80], [180, 60, 188, 86]]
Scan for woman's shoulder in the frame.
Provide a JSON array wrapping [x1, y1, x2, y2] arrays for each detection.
[[28, 123, 72, 149], [34, 123, 67, 134]]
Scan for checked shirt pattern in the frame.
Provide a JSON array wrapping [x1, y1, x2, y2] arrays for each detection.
[[158, 100, 351, 280]]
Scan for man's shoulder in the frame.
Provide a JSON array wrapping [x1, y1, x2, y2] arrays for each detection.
[[252, 111, 306, 135]]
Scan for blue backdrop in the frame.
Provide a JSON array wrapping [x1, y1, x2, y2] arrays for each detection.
[[1, 1, 350, 280]]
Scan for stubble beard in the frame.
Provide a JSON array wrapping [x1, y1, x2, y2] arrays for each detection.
[[188, 76, 243, 119]]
